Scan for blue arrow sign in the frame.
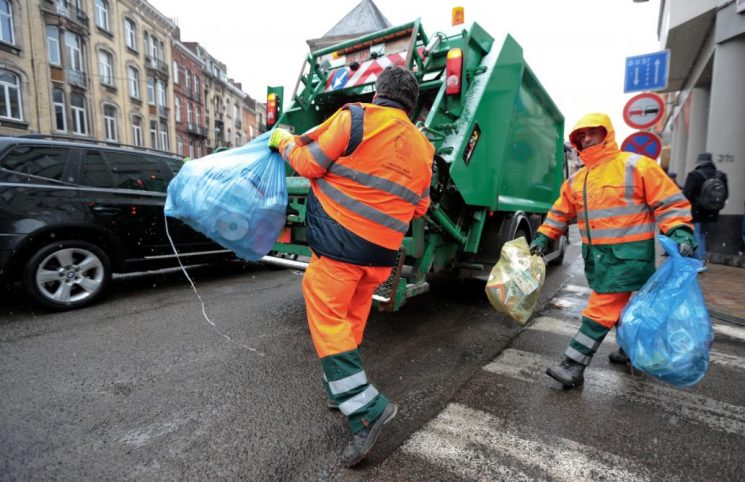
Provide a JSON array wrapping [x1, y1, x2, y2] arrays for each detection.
[[624, 50, 670, 93], [329, 69, 350, 91]]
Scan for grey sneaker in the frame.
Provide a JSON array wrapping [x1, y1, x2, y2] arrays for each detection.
[[341, 402, 398, 467]]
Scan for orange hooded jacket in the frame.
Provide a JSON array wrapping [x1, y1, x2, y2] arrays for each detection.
[[536, 113, 693, 292]]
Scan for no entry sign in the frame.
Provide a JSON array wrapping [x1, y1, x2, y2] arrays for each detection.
[[623, 93, 665, 129], [621, 131, 662, 159]]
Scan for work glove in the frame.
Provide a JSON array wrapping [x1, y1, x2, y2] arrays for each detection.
[[529, 233, 551, 257], [268, 128, 293, 152], [678, 243, 695, 258], [667, 226, 696, 258]]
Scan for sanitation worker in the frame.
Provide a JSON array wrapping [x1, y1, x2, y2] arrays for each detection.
[[268, 66, 434, 466], [530, 113, 695, 388]]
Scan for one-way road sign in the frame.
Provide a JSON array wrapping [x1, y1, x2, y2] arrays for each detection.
[[624, 50, 670, 93]]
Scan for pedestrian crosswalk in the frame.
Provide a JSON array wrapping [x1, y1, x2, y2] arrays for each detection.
[[375, 284, 745, 480]]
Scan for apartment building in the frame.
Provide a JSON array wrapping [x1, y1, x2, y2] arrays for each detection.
[[182, 41, 247, 153], [0, 0, 179, 152], [658, 0, 745, 255], [172, 38, 206, 158]]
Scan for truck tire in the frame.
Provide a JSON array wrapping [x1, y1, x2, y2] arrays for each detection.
[[22, 240, 112, 311]]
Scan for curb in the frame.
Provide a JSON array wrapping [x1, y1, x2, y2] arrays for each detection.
[[709, 308, 745, 327]]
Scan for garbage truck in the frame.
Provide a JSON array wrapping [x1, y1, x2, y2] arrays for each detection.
[[263, 19, 568, 311]]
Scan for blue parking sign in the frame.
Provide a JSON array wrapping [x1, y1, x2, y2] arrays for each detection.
[[624, 50, 670, 93]]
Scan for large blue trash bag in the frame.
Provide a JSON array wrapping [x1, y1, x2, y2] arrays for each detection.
[[164, 131, 287, 261], [617, 235, 713, 387]]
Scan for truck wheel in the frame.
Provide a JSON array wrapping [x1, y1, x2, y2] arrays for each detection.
[[22, 240, 112, 311]]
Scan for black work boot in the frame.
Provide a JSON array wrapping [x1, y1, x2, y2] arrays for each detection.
[[546, 357, 586, 388], [341, 402, 398, 467], [609, 346, 629, 365]]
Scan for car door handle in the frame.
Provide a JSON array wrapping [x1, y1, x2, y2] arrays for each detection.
[[92, 206, 121, 216]]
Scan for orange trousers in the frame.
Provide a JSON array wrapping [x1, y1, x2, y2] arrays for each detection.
[[302, 254, 392, 358], [582, 291, 632, 328]]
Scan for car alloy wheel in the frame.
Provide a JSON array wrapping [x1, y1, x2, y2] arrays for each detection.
[[23, 240, 112, 310]]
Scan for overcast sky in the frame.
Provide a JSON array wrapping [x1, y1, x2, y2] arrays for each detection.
[[150, 0, 662, 143]]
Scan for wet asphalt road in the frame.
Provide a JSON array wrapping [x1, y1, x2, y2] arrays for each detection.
[[0, 237, 581, 481]]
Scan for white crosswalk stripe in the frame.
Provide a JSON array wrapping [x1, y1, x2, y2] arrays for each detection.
[[401, 403, 653, 482], [563, 284, 592, 295], [483, 349, 745, 436], [529, 316, 745, 371], [713, 323, 745, 343]]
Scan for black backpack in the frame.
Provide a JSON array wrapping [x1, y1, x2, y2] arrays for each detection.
[[695, 170, 727, 210]]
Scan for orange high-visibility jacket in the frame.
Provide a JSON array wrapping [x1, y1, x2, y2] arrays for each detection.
[[277, 103, 434, 252], [537, 113, 693, 292]]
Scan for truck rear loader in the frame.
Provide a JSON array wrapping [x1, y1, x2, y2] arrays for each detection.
[[263, 18, 568, 311]]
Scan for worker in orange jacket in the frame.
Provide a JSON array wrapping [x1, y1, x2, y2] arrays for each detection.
[[268, 66, 434, 466], [530, 113, 695, 388]]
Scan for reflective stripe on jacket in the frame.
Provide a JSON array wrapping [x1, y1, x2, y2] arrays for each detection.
[[278, 102, 434, 253], [538, 113, 693, 292]]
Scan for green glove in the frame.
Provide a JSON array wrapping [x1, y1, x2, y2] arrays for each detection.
[[530, 233, 552, 256], [268, 128, 293, 152], [667, 226, 696, 257]]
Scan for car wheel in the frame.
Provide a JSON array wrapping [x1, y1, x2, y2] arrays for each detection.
[[548, 235, 567, 266], [22, 240, 112, 311]]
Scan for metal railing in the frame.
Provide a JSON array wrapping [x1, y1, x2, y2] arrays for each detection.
[[66, 69, 87, 88], [157, 105, 169, 118], [186, 123, 208, 137]]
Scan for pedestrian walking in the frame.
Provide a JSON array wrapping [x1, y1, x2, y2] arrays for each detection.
[[683, 152, 729, 261], [529, 113, 695, 388], [268, 66, 434, 466]]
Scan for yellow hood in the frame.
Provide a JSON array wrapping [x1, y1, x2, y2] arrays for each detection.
[[569, 113, 619, 167]]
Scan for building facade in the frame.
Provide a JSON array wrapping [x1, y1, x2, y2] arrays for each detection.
[[0, 0, 179, 152], [658, 0, 745, 256], [0, 0, 252, 158], [172, 39, 206, 158]]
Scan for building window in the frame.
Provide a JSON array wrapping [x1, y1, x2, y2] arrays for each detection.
[[186, 102, 192, 124], [64, 32, 84, 72], [184, 70, 190, 90], [103, 104, 117, 141], [124, 18, 136, 50], [71, 94, 87, 135], [188, 140, 194, 159], [149, 120, 158, 148], [196, 144, 202, 159], [233, 103, 239, 119], [195, 106, 201, 126], [176, 135, 183, 156], [147, 76, 154, 104], [193, 76, 199, 95], [0, 0, 14, 45], [132, 115, 143, 146], [173, 60, 179, 84], [148, 34, 157, 61], [0, 69, 22, 121], [53, 88, 66, 132], [159, 121, 168, 151], [156, 79, 166, 106], [174, 96, 181, 122], [46, 26, 61, 65], [98, 50, 114, 86], [95, 0, 109, 31], [127, 66, 139, 99]]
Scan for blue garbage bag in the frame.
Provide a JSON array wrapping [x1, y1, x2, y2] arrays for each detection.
[[617, 235, 713, 387], [164, 132, 287, 261]]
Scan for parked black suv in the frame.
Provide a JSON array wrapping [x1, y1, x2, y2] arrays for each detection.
[[0, 136, 235, 311]]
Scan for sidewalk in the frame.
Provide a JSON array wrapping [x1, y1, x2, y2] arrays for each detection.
[[699, 262, 745, 325]]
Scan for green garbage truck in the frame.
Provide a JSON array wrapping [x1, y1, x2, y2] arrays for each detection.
[[263, 19, 567, 311]]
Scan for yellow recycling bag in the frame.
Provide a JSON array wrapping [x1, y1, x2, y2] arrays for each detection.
[[485, 237, 546, 324]]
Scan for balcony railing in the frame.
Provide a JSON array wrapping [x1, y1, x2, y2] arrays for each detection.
[[157, 104, 169, 118], [145, 56, 169, 77], [184, 89, 192, 100], [235, 119, 242, 129], [54, 1, 89, 27], [192, 91, 200, 102], [66, 69, 87, 88], [186, 123, 208, 137]]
